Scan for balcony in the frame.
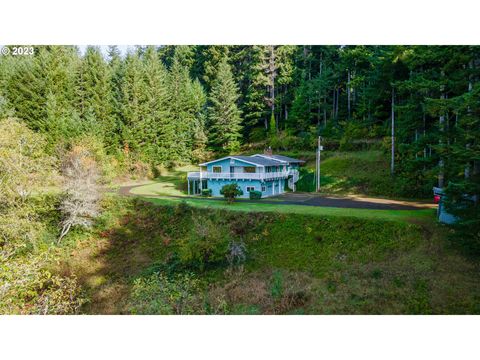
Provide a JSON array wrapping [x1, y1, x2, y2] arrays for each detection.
[[187, 170, 293, 181]]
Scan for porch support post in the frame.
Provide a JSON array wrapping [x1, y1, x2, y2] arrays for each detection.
[[188, 179, 190, 195]]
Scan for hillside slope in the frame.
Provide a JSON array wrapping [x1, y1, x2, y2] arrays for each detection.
[[294, 150, 430, 200], [56, 196, 480, 315]]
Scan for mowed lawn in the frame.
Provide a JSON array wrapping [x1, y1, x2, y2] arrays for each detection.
[[126, 163, 436, 223], [142, 196, 435, 223], [129, 164, 196, 197]]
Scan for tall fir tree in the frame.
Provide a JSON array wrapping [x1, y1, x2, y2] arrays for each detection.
[[120, 51, 145, 154], [77, 46, 116, 149], [207, 58, 242, 153], [168, 48, 206, 162], [141, 46, 173, 162]]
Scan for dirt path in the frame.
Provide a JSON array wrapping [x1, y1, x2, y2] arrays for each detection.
[[118, 184, 435, 211]]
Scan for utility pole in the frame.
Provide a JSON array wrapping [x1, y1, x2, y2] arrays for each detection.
[[391, 86, 395, 176]]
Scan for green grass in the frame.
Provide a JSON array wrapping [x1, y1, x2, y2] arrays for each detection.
[[129, 150, 430, 202], [130, 165, 196, 197], [63, 196, 480, 314], [130, 177, 187, 197], [293, 150, 427, 199], [142, 196, 434, 223]]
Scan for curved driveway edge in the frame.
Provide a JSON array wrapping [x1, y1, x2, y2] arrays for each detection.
[[118, 184, 435, 211]]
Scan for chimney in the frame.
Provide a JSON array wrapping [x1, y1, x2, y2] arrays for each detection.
[[264, 146, 273, 156]]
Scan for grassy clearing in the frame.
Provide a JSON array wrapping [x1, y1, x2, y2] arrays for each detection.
[[130, 150, 428, 202], [287, 150, 428, 200], [142, 196, 434, 223], [56, 196, 480, 314], [319, 151, 392, 195], [129, 164, 196, 197]]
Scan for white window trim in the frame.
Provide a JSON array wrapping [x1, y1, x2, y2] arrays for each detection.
[[246, 186, 255, 192], [212, 165, 222, 173], [261, 185, 266, 192]]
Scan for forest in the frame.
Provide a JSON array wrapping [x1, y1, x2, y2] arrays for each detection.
[[1, 45, 479, 314], [1, 46, 479, 194]]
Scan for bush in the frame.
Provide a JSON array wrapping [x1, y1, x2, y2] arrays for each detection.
[[177, 215, 230, 271], [128, 272, 201, 315], [249, 190, 262, 200], [269, 131, 303, 151], [201, 188, 212, 197], [220, 183, 243, 203]]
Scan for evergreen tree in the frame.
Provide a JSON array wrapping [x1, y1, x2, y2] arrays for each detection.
[[7, 46, 80, 148], [107, 45, 125, 152], [207, 58, 242, 153], [120, 51, 145, 154], [168, 48, 207, 162], [200, 45, 230, 92], [142, 46, 173, 162], [77, 46, 115, 148], [232, 45, 269, 137]]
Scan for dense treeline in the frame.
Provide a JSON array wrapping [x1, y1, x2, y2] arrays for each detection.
[[1, 45, 480, 313], [0, 45, 479, 215]]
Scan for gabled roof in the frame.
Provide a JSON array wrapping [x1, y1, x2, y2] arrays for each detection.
[[269, 154, 305, 164], [199, 154, 304, 167], [200, 155, 284, 167], [233, 155, 285, 166], [199, 156, 262, 167], [252, 154, 305, 164]]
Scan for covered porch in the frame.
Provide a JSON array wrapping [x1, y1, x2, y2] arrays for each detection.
[[187, 173, 207, 195]]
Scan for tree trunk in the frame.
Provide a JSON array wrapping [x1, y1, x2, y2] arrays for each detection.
[[391, 87, 395, 175], [323, 94, 327, 127], [347, 69, 351, 120], [268, 45, 277, 132], [438, 81, 445, 188], [332, 87, 336, 119], [335, 86, 339, 119]]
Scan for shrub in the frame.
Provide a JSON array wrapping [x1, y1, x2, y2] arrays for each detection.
[[226, 239, 247, 273], [128, 272, 201, 315], [177, 215, 230, 270], [249, 190, 262, 200], [0, 255, 86, 315], [268, 131, 303, 151], [220, 183, 243, 203], [58, 145, 101, 242], [201, 188, 212, 197]]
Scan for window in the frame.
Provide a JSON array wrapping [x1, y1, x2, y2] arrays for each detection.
[[261, 185, 266, 192], [246, 186, 255, 192], [212, 166, 222, 173], [244, 166, 256, 173]]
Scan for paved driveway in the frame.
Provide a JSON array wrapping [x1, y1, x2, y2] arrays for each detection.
[[119, 184, 434, 211], [269, 192, 435, 211]]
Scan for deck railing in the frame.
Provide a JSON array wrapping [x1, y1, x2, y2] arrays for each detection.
[[187, 170, 293, 181]]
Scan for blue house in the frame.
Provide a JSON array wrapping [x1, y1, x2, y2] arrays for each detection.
[[187, 151, 304, 198]]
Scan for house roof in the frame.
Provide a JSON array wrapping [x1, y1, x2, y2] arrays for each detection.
[[233, 155, 285, 166], [252, 154, 305, 164], [199, 156, 262, 167], [199, 154, 304, 167], [268, 154, 305, 164]]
